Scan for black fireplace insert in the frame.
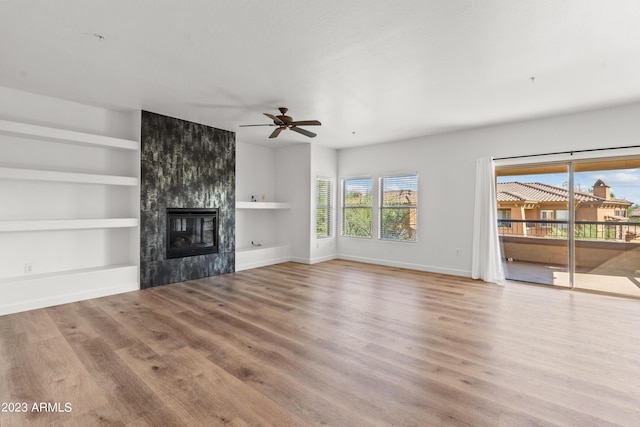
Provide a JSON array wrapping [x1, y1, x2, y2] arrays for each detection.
[[166, 208, 218, 259]]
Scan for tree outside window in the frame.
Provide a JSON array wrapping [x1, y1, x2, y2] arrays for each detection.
[[342, 178, 373, 238], [379, 174, 417, 242], [316, 178, 332, 238]]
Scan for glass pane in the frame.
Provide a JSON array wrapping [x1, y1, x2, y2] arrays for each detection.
[[381, 175, 417, 206], [316, 179, 330, 205], [316, 208, 329, 237], [344, 178, 372, 207], [316, 179, 331, 238], [343, 207, 372, 238], [496, 165, 570, 287], [573, 159, 640, 297], [380, 207, 417, 241]]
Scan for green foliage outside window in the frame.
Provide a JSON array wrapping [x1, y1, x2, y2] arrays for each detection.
[[380, 207, 416, 241], [342, 179, 373, 238], [316, 179, 331, 238], [379, 175, 417, 242]]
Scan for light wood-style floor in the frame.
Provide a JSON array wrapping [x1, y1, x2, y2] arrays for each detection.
[[1, 260, 639, 426]]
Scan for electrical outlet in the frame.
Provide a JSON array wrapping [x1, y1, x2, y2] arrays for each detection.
[[24, 263, 33, 274], [455, 248, 461, 256]]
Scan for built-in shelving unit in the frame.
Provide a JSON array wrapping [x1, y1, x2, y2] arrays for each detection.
[[0, 118, 140, 315]]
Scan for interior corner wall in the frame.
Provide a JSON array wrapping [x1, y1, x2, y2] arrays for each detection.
[[337, 102, 640, 277], [275, 144, 311, 263], [140, 111, 235, 288]]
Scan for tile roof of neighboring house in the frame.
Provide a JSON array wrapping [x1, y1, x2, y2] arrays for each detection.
[[496, 182, 631, 205]]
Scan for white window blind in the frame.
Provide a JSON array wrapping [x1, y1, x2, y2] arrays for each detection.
[[379, 174, 418, 242], [342, 178, 373, 238], [316, 178, 332, 238]]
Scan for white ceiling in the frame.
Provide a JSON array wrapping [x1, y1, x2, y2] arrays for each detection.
[[1, 0, 640, 149]]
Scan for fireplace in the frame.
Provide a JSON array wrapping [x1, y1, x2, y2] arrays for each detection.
[[166, 208, 218, 259]]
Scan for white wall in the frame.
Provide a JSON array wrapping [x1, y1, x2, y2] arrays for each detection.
[[235, 142, 278, 248], [0, 86, 136, 139], [236, 142, 338, 267], [337, 102, 640, 276], [275, 144, 311, 262]]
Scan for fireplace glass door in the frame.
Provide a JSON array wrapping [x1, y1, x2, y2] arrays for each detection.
[[166, 208, 218, 259]]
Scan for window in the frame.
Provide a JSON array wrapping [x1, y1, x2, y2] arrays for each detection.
[[555, 209, 569, 231], [498, 209, 512, 228], [342, 178, 373, 238], [316, 178, 332, 238], [379, 174, 418, 242], [540, 210, 554, 228]]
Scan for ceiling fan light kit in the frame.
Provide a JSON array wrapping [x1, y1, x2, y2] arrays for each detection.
[[240, 107, 321, 139]]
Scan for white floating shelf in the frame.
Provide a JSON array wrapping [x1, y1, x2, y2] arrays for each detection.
[[0, 218, 138, 232], [0, 166, 138, 186], [236, 201, 291, 209], [0, 119, 138, 150]]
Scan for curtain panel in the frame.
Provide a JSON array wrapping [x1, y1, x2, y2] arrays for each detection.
[[471, 157, 505, 284]]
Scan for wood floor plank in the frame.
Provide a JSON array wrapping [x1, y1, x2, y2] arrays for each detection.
[[1, 260, 639, 425]]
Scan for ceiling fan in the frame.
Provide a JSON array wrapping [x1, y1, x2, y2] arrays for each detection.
[[240, 107, 321, 138]]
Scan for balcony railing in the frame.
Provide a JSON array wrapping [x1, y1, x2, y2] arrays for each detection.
[[498, 219, 640, 242]]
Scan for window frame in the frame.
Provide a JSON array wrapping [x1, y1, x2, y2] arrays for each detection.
[[540, 209, 554, 228], [378, 173, 418, 242], [498, 208, 512, 228]]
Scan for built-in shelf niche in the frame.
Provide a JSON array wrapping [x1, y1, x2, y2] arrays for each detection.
[[0, 118, 140, 315], [235, 201, 290, 271]]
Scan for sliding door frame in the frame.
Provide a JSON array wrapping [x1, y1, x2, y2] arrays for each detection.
[[496, 147, 640, 290]]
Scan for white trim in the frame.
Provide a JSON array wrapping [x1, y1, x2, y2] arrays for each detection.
[[308, 254, 338, 264], [494, 147, 640, 167], [337, 254, 472, 278]]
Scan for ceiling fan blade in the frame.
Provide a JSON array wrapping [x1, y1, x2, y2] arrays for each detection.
[[269, 127, 285, 138], [290, 126, 316, 138], [239, 124, 277, 127], [264, 113, 285, 125], [289, 120, 321, 126]]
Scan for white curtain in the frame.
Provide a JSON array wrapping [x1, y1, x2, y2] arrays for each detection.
[[471, 157, 505, 284]]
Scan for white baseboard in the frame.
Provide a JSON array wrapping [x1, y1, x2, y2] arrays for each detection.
[[336, 254, 472, 278], [308, 254, 338, 264], [235, 249, 470, 279]]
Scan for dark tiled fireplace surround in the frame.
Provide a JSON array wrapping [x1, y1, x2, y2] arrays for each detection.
[[140, 111, 235, 289]]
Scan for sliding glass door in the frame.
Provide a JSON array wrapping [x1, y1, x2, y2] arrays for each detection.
[[496, 164, 570, 287], [496, 157, 640, 298], [573, 159, 640, 297]]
